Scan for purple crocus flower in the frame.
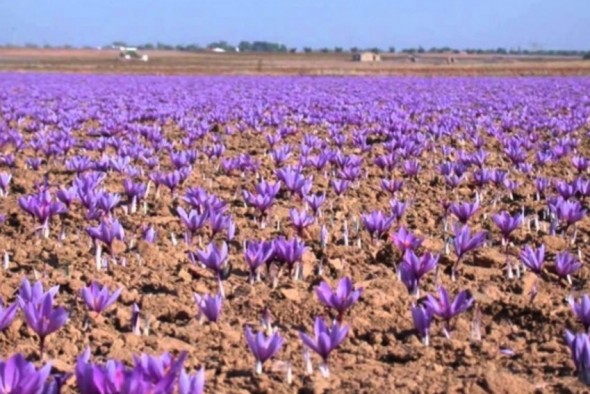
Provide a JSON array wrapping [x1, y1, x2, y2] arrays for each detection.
[[555, 180, 576, 200], [399, 250, 439, 296], [18, 278, 60, 306], [193, 241, 231, 296], [572, 156, 590, 173], [0, 172, 11, 196], [18, 191, 67, 237], [0, 297, 18, 331], [402, 159, 421, 178], [170, 150, 197, 168], [56, 186, 77, 208], [492, 211, 522, 244], [380, 179, 404, 196], [276, 166, 307, 196], [76, 348, 187, 393], [86, 218, 125, 270], [575, 178, 590, 200], [299, 317, 349, 378], [570, 295, 590, 331], [331, 178, 350, 196], [266, 132, 282, 148], [159, 169, 187, 195], [178, 367, 205, 394], [305, 193, 326, 217], [243, 190, 275, 217], [555, 199, 586, 229], [133, 351, 188, 390], [425, 286, 473, 336], [504, 180, 521, 197], [0, 353, 52, 394], [390, 199, 409, 221], [564, 330, 590, 384], [244, 326, 284, 374], [86, 218, 125, 253], [535, 177, 550, 199], [472, 169, 492, 188], [208, 212, 233, 239], [41, 372, 73, 394], [243, 240, 274, 283], [315, 277, 363, 321], [271, 145, 292, 166], [450, 201, 479, 224], [96, 192, 121, 216], [194, 292, 223, 323], [21, 292, 68, 357], [452, 225, 486, 277], [26, 157, 42, 170], [81, 282, 123, 315], [362, 211, 395, 240], [391, 227, 423, 254], [123, 179, 147, 212], [142, 225, 157, 244], [243, 181, 279, 219], [374, 154, 397, 171], [184, 188, 226, 214], [193, 241, 229, 278], [289, 208, 315, 236], [412, 305, 433, 346], [273, 237, 307, 279], [177, 207, 208, 241], [555, 251, 582, 283], [519, 244, 545, 275], [308, 153, 331, 171]]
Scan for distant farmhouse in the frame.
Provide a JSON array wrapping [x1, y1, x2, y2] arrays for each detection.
[[352, 52, 381, 62]]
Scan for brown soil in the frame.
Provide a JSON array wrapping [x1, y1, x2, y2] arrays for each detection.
[[1, 48, 590, 76], [0, 75, 588, 393]]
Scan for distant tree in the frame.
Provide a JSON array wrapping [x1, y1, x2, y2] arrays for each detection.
[[303, 47, 312, 53], [289, 48, 297, 53], [350, 47, 359, 53], [43, 44, 52, 49], [388, 46, 396, 53], [320, 48, 330, 53], [584, 52, 590, 60], [253, 41, 287, 52], [140, 43, 155, 50], [112, 41, 128, 48], [238, 41, 252, 52], [369, 47, 381, 54], [185, 44, 201, 52], [496, 47, 507, 54], [156, 42, 174, 50], [334, 47, 343, 53], [24, 43, 38, 49], [417, 46, 425, 53]]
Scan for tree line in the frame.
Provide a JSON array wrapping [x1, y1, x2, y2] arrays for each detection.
[[2, 41, 589, 58]]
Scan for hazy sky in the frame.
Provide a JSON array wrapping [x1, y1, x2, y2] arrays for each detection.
[[0, 0, 588, 50]]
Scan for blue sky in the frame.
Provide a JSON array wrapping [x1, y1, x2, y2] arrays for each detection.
[[0, 0, 588, 50]]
